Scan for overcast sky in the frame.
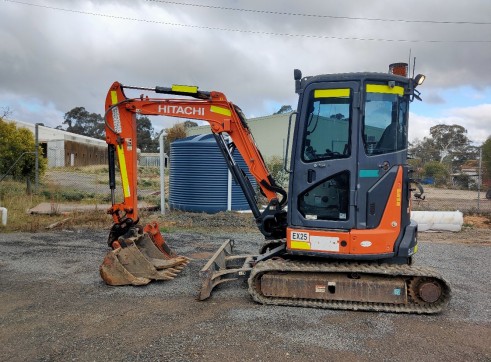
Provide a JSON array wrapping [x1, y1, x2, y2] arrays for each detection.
[[1, 0, 491, 144]]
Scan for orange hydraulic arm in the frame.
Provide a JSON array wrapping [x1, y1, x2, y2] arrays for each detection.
[[104, 82, 287, 240]]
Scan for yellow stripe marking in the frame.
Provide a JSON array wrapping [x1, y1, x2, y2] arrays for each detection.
[[116, 144, 131, 198], [314, 89, 350, 98], [210, 105, 232, 116], [172, 84, 198, 93], [110, 90, 118, 105], [290, 241, 311, 250], [366, 84, 404, 96]]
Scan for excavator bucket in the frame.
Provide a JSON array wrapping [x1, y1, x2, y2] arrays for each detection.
[[99, 224, 189, 286]]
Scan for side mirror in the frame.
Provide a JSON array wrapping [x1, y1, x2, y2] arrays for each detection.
[[294, 69, 302, 94]]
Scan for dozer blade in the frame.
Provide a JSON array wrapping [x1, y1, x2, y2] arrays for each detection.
[[199, 239, 255, 300], [199, 239, 286, 300], [100, 227, 189, 286]]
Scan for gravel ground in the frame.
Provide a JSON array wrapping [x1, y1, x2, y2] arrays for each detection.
[[0, 227, 490, 361]]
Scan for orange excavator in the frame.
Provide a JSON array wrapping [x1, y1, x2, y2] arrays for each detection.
[[100, 63, 451, 313]]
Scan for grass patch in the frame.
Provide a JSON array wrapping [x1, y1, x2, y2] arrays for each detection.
[[68, 164, 108, 174], [40, 189, 97, 202], [0, 180, 111, 232], [0, 179, 255, 234], [2, 179, 488, 235]]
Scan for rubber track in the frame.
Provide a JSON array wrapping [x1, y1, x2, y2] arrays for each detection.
[[248, 259, 451, 314]]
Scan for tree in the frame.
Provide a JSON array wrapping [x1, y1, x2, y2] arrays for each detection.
[[423, 161, 450, 186], [162, 123, 187, 154], [410, 124, 477, 174], [0, 119, 46, 183], [331, 113, 346, 120], [136, 116, 158, 152], [265, 155, 289, 188], [160, 121, 200, 154], [429, 124, 474, 165], [409, 137, 440, 164], [273, 105, 293, 115], [62, 107, 105, 139], [1, 106, 12, 119], [183, 120, 198, 128]]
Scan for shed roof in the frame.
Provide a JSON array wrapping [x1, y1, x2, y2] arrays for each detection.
[[12, 120, 106, 147]]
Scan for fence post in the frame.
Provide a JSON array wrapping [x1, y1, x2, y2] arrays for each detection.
[[477, 147, 482, 212], [26, 177, 32, 195], [159, 131, 167, 215], [34, 123, 44, 192]]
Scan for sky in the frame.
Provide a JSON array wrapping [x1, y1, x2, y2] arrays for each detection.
[[1, 0, 491, 144]]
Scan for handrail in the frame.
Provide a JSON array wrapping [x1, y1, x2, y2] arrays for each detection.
[[283, 112, 297, 173]]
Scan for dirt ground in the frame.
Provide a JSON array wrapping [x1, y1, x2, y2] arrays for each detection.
[[0, 225, 490, 362]]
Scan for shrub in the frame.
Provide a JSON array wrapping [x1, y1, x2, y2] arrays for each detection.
[[265, 155, 289, 189], [423, 161, 450, 187]]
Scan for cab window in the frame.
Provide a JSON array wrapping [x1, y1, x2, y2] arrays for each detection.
[[302, 89, 351, 162], [298, 171, 350, 221], [363, 85, 408, 155]]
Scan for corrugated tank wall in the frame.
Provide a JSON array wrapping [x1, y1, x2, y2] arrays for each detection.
[[169, 134, 256, 213]]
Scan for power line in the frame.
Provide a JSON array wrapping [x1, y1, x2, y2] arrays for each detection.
[[146, 0, 491, 25], [4, 0, 491, 43]]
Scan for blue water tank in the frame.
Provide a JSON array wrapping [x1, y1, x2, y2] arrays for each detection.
[[169, 134, 256, 213]]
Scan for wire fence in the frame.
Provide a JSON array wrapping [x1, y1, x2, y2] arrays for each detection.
[[40, 166, 163, 202], [411, 186, 490, 213], [40, 166, 116, 203], [1, 164, 490, 217], [0, 165, 163, 217]]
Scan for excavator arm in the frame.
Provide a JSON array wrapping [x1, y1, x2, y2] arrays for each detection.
[[100, 81, 287, 286], [104, 82, 287, 242]]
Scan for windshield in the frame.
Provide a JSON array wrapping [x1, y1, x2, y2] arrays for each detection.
[[302, 89, 351, 162]]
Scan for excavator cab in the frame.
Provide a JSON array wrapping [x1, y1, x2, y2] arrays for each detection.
[[200, 65, 449, 313], [286, 69, 416, 264]]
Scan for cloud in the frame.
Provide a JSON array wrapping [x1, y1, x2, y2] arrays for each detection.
[[448, 104, 491, 142], [423, 91, 446, 105], [1, 0, 491, 135], [410, 103, 491, 144], [450, 103, 491, 120]]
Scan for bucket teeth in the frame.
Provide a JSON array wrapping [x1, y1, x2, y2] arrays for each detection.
[[99, 248, 152, 286], [99, 230, 188, 286], [149, 256, 190, 270]]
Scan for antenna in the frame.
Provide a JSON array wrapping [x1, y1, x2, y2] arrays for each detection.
[[412, 57, 417, 78], [408, 49, 412, 77]]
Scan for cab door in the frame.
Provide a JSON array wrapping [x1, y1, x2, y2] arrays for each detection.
[[288, 81, 360, 230], [356, 82, 410, 230]]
